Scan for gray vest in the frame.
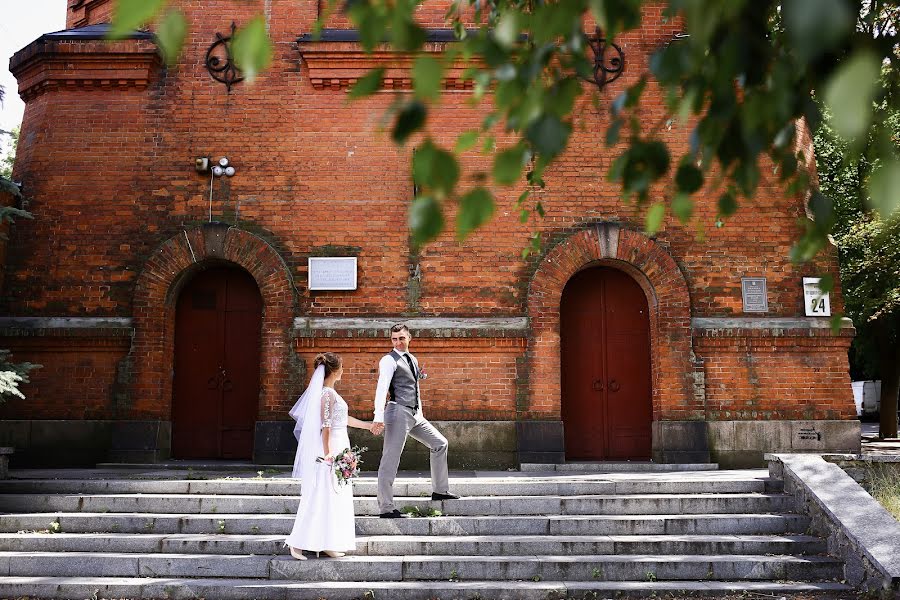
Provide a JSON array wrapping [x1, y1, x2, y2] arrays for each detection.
[[387, 350, 419, 410]]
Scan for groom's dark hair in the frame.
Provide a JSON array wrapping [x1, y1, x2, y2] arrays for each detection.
[[390, 323, 410, 334]]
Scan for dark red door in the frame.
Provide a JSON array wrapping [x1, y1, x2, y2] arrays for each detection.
[[172, 267, 262, 459], [561, 267, 652, 460]]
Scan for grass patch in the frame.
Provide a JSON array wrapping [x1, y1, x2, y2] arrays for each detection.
[[867, 464, 900, 521]]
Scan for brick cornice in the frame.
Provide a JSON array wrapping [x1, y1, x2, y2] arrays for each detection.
[[297, 41, 474, 91], [10, 38, 160, 101]]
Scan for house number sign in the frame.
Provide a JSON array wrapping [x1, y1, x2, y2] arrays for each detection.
[[803, 277, 831, 317]]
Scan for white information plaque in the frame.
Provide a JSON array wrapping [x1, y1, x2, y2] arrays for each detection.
[[308, 257, 357, 291], [803, 277, 831, 317]]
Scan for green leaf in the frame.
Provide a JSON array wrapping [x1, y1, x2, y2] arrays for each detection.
[[413, 56, 443, 101], [409, 196, 444, 246], [494, 10, 520, 49], [675, 162, 703, 194], [645, 202, 665, 235], [413, 140, 459, 198], [110, 0, 166, 39], [526, 114, 571, 159], [783, 0, 853, 61], [493, 143, 528, 185], [718, 189, 738, 217], [349, 68, 385, 99], [605, 118, 623, 147], [457, 188, 495, 240], [868, 159, 900, 218], [589, 0, 642, 39], [454, 130, 479, 154], [392, 101, 427, 145], [671, 192, 693, 224], [231, 16, 272, 83], [823, 50, 881, 142], [155, 10, 186, 66]]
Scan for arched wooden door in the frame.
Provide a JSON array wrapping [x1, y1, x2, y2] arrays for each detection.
[[172, 267, 262, 459], [561, 266, 652, 460]]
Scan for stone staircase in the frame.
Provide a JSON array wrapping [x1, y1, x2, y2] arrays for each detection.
[[0, 465, 852, 599]]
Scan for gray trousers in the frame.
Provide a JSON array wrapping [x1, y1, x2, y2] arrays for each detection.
[[377, 403, 449, 513]]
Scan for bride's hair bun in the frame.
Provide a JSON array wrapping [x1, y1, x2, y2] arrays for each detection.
[[313, 352, 342, 377]]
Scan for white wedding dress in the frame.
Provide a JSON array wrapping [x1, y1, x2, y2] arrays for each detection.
[[285, 387, 356, 552]]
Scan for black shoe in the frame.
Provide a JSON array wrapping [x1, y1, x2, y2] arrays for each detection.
[[431, 492, 460, 501], [379, 509, 403, 518]]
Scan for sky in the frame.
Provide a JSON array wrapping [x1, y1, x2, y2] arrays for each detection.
[[1, 0, 67, 138]]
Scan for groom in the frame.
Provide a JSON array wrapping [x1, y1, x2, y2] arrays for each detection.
[[371, 323, 459, 518]]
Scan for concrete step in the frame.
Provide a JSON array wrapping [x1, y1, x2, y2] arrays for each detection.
[[0, 532, 829, 556], [0, 492, 795, 516], [0, 576, 854, 599], [519, 462, 719, 472], [0, 512, 812, 536], [0, 475, 779, 496], [0, 551, 843, 581]]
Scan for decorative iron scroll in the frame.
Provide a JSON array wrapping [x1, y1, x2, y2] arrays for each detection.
[[584, 28, 625, 90], [205, 22, 244, 91]]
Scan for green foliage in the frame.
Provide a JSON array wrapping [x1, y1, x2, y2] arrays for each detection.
[[349, 68, 385, 99], [816, 70, 900, 382], [112, 0, 900, 255], [400, 505, 443, 517], [155, 10, 186, 66], [231, 16, 273, 82], [110, 0, 167, 38], [0, 127, 18, 180]]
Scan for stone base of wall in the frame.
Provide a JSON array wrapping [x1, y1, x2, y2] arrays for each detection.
[[652, 421, 712, 464], [256, 420, 523, 470], [0, 418, 861, 469], [654, 420, 861, 468], [108, 420, 171, 463], [0, 420, 114, 467], [708, 420, 861, 468]]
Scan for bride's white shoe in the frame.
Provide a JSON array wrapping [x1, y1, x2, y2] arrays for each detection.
[[322, 550, 345, 558], [289, 547, 307, 560]]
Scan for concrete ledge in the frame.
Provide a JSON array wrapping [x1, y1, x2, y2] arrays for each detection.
[[767, 453, 900, 595], [294, 317, 529, 338]]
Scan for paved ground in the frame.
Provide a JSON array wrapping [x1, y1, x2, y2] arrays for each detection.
[[861, 421, 900, 455]]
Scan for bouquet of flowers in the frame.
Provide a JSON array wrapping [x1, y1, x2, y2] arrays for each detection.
[[319, 445, 367, 486]]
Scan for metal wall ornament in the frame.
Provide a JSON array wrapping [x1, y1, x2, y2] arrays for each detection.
[[584, 28, 625, 90], [205, 22, 244, 91]]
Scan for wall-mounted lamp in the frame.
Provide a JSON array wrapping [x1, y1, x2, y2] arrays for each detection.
[[199, 156, 238, 222]]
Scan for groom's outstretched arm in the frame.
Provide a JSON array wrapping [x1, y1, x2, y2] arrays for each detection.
[[373, 354, 396, 426]]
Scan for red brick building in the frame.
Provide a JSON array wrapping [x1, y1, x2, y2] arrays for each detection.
[[0, 0, 858, 469]]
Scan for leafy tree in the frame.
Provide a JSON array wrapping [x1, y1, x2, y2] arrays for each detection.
[[111, 0, 899, 256], [839, 215, 900, 438], [816, 80, 900, 438], [0, 81, 39, 401], [0, 177, 38, 402], [0, 127, 18, 180]]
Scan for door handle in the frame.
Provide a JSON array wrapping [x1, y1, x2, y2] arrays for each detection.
[[592, 379, 605, 392], [608, 379, 620, 392]]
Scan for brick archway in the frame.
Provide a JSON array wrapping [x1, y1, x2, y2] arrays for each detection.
[[527, 223, 698, 423], [129, 224, 297, 424]]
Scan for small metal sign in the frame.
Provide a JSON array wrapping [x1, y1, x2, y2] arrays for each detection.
[[741, 277, 768, 313], [308, 257, 357, 291], [803, 277, 831, 317], [797, 426, 821, 441]]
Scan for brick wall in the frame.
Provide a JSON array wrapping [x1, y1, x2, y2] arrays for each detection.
[[2, 1, 855, 433]]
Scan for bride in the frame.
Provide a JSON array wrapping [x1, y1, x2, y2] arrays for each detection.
[[285, 352, 374, 559]]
